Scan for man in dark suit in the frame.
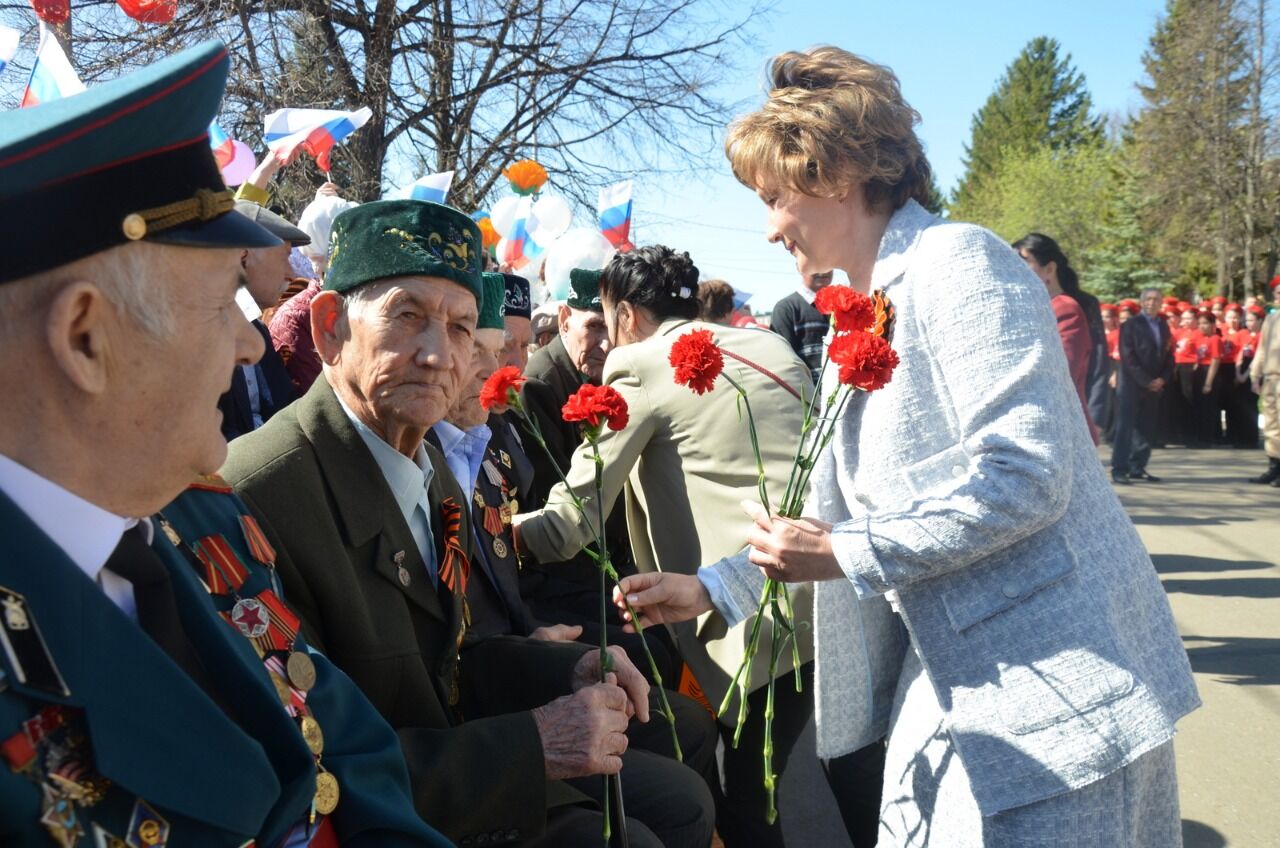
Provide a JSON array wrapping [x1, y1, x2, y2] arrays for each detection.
[[217, 202, 308, 440], [223, 202, 712, 847], [1112, 286, 1175, 484], [519, 270, 641, 633], [0, 43, 445, 846]]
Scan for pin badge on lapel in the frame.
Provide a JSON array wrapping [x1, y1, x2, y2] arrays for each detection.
[[0, 586, 69, 697], [394, 550, 411, 587]]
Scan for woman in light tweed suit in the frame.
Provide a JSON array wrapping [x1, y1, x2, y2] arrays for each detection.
[[618, 47, 1200, 847]]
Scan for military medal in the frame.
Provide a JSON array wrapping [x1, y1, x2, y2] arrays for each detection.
[[230, 597, 269, 639], [125, 798, 170, 847], [313, 770, 340, 816], [40, 782, 84, 847], [492, 538, 509, 559], [482, 459, 504, 486], [499, 449, 513, 468], [299, 715, 325, 755], [93, 824, 127, 848], [286, 651, 316, 691]]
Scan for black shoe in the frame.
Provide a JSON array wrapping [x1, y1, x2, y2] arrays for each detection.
[[1111, 469, 1131, 485], [1130, 470, 1161, 483], [1249, 458, 1280, 484], [1271, 477, 1280, 488]]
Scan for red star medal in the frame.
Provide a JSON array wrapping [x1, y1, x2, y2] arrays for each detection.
[[230, 598, 269, 639]]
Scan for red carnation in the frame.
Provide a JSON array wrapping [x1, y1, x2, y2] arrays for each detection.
[[814, 285, 876, 333], [480, 366, 526, 410], [827, 331, 900, 392], [562, 384, 630, 432], [669, 329, 725, 395]]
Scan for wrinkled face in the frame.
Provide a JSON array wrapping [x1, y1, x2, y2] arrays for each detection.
[[328, 276, 477, 434], [502, 315, 533, 370], [122, 246, 264, 481], [560, 305, 611, 383], [448, 328, 504, 429], [758, 184, 848, 278], [242, 242, 295, 310], [1246, 312, 1261, 331]]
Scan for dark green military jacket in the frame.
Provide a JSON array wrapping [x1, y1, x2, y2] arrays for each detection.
[[222, 378, 590, 846], [0, 483, 447, 847]]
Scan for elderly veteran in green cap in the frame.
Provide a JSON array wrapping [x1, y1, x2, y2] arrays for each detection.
[[222, 202, 710, 847], [0, 41, 448, 847]]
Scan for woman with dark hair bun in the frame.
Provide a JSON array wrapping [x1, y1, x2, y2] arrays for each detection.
[[515, 243, 822, 847], [1014, 233, 1100, 443]]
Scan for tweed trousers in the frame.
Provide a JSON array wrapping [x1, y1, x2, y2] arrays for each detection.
[[879, 647, 1182, 848]]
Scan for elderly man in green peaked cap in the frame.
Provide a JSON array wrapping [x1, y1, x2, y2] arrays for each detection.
[[222, 201, 712, 847], [0, 41, 448, 847]]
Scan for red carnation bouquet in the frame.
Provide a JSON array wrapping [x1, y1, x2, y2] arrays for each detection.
[[480, 367, 682, 779], [669, 286, 898, 823]]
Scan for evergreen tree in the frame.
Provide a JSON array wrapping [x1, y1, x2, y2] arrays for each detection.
[[1082, 143, 1167, 300], [951, 36, 1104, 216]]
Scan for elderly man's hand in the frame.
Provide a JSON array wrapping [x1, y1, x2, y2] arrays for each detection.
[[531, 684, 631, 780], [530, 623, 583, 642], [571, 646, 649, 724]]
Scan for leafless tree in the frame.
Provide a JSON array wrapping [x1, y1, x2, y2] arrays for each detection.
[[1, 0, 762, 217]]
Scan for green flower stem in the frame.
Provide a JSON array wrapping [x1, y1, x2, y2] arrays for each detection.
[[506, 393, 682, 762]]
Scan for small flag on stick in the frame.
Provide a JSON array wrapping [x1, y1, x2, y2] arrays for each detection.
[[20, 26, 85, 108], [598, 181, 634, 252], [395, 170, 454, 203], [264, 107, 372, 173]]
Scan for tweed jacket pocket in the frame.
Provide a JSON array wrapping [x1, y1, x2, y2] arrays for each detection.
[[940, 533, 1077, 633], [900, 443, 969, 499], [994, 652, 1136, 735]]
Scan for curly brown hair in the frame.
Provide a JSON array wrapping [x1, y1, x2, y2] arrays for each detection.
[[725, 46, 933, 211]]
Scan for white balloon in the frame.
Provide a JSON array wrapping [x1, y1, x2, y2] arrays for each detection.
[[543, 228, 615, 301], [530, 195, 572, 241], [219, 140, 258, 187], [490, 195, 524, 238]]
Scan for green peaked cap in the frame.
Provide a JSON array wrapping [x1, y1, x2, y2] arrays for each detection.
[[567, 268, 603, 310], [324, 200, 483, 301], [479, 272, 507, 330]]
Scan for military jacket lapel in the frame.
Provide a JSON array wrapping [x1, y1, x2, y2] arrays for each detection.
[[299, 380, 448, 624], [0, 492, 280, 834]]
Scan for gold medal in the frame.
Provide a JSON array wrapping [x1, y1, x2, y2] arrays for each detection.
[[299, 715, 325, 755], [313, 770, 340, 815], [286, 651, 317, 691]]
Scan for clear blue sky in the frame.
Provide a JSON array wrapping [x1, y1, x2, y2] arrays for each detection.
[[637, 0, 1168, 312]]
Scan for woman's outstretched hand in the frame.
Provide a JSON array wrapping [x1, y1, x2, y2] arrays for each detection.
[[742, 500, 843, 583], [614, 572, 713, 632]]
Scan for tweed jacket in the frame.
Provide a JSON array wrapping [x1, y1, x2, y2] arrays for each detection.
[[711, 200, 1200, 815], [222, 378, 591, 845], [516, 319, 816, 714]]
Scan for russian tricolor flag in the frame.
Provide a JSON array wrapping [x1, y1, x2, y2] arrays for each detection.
[[395, 170, 454, 204], [598, 181, 634, 252], [499, 196, 534, 268], [264, 106, 372, 173], [209, 121, 236, 168], [0, 26, 19, 78], [20, 26, 85, 108]]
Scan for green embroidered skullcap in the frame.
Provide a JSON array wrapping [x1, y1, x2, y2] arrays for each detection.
[[479, 272, 507, 330], [324, 200, 483, 301], [567, 268, 603, 311]]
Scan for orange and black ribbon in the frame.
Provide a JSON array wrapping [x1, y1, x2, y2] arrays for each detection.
[[194, 534, 299, 652], [437, 497, 469, 596]]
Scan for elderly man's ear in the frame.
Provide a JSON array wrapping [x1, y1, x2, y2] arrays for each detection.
[[311, 290, 348, 365], [46, 281, 113, 395]]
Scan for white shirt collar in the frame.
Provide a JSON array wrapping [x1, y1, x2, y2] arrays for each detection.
[[796, 285, 817, 304], [0, 452, 133, 583], [335, 393, 434, 525]]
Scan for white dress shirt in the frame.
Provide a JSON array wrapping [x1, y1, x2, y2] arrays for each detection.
[[0, 452, 140, 618]]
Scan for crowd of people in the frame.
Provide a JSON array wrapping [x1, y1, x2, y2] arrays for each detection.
[[2, 35, 1252, 848]]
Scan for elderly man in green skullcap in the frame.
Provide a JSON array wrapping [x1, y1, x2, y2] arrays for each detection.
[[222, 204, 711, 847]]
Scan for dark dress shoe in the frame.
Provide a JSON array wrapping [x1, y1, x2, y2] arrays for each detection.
[[1130, 470, 1161, 482], [1111, 470, 1131, 485]]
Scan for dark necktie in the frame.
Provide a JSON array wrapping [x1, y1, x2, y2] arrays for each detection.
[[104, 525, 226, 707]]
